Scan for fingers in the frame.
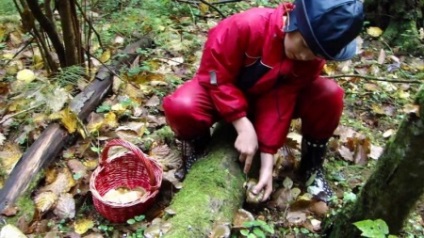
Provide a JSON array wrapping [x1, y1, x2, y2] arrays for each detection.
[[243, 154, 253, 174], [252, 179, 272, 201], [238, 153, 246, 163]]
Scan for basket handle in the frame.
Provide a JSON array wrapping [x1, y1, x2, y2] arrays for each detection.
[[100, 139, 158, 189]]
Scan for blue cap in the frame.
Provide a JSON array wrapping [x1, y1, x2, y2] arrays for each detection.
[[285, 0, 364, 61]]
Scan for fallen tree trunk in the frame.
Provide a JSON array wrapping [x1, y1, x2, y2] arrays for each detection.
[[328, 85, 424, 237], [163, 124, 246, 237], [0, 37, 154, 213]]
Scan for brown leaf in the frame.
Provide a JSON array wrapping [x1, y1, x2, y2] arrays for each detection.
[[67, 159, 87, 179], [53, 193, 76, 219], [1, 206, 18, 217], [232, 209, 254, 228], [308, 201, 328, 217], [286, 211, 307, 225], [146, 95, 160, 107], [338, 145, 354, 162]]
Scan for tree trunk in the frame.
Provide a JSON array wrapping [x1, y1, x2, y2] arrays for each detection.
[[364, 0, 424, 54], [57, 0, 82, 66], [328, 85, 424, 237], [163, 124, 246, 238]]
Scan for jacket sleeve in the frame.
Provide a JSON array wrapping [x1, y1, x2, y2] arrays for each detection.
[[196, 16, 251, 122]]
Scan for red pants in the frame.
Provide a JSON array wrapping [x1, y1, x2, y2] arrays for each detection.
[[163, 77, 343, 153]]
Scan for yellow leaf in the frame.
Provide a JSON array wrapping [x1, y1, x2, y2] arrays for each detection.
[[74, 218, 94, 235], [82, 159, 98, 170], [367, 26, 383, 38], [41, 167, 76, 194], [372, 104, 385, 115], [16, 69, 36, 83], [99, 49, 111, 63], [87, 114, 104, 134], [323, 63, 337, 76], [104, 112, 118, 129], [0, 142, 23, 174], [199, 3, 209, 15], [60, 108, 78, 133], [35, 191, 58, 213]]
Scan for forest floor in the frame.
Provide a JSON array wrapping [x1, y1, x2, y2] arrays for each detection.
[[0, 0, 423, 237]]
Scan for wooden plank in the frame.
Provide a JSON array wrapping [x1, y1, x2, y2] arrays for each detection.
[[0, 38, 154, 212]]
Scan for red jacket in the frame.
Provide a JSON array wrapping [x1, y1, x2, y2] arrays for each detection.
[[195, 4, 326, 153]]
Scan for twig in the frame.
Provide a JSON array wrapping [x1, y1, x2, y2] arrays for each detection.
[[324, 74, 422, 84], [0, 103, 44, 124], [198, 0, 226, 18], [2, 38, 34, 67], [74, 0, 103, 49], [212, 0, 242, 5]]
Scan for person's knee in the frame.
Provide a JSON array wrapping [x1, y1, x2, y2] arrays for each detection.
[[315, 79, 344, 109], [163, 94, 197, 121]]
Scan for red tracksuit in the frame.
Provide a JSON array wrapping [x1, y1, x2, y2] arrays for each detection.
[[163, 3, 344, 154]]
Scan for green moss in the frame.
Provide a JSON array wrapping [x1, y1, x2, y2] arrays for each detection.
[[164, 146, 244, 237], [6, 195, 35, 225]]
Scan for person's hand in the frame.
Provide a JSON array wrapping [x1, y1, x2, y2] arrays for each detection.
[[232, 117, 258, 173], [252, 152, 274, 201]]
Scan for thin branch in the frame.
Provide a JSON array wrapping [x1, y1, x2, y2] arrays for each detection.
[[212, 0, 242, 5], [2, 38, 34, 67], [324, 74, 422, 84], [74, 0, 103, 49], [198, 0, 226, 18], [26, 0, 67, 67]]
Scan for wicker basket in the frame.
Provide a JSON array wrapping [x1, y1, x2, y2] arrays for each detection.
[[89, 139, 163, 223]]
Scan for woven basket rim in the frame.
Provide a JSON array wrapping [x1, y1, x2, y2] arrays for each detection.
[[89, 157, 163, 208]]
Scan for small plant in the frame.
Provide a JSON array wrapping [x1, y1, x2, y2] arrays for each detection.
[[240, 219, 274, 238], [127, 214, 145, 225], [127, 215, 146, 238], [353, 219, 397, 238]]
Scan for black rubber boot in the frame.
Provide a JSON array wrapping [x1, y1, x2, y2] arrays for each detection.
[[175, 134, 210, 180], [298, 137, 333, 203]]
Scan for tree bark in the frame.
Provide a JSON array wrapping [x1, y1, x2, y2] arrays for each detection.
[[163, 124, 246, 237], [57, 0, 82, 66], [328, 85, 424, 237]]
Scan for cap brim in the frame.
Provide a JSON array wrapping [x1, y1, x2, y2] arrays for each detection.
[[284, 9, 297, 32], [328, 38, 357, 61]]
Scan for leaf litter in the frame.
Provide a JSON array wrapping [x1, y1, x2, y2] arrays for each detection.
[[0, 1, 423, 237]]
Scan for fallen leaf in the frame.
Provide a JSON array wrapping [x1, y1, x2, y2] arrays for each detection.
[[74, 218, 94, 235], [34, 191, 58, 213], [0, 142, 23, 174], [367, 26, 383, 38], [0, 224, 27, 238], [146, 95, 160, 107], [382, 129, 394, 138], [40, 167, 76, 195], [99, 49, 111, 63], [232, 209, 254, 228], [369, 145, 384, 160], [286, 211, 307, 225], [16, 69, 36, 83], [338, 145, 354, 162], [53, 193, 76, 219], [403, 104, 420, 116]]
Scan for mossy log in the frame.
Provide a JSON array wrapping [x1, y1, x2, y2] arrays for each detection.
[[163, 124, 246, 237], [328, 85, 424, 237]]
